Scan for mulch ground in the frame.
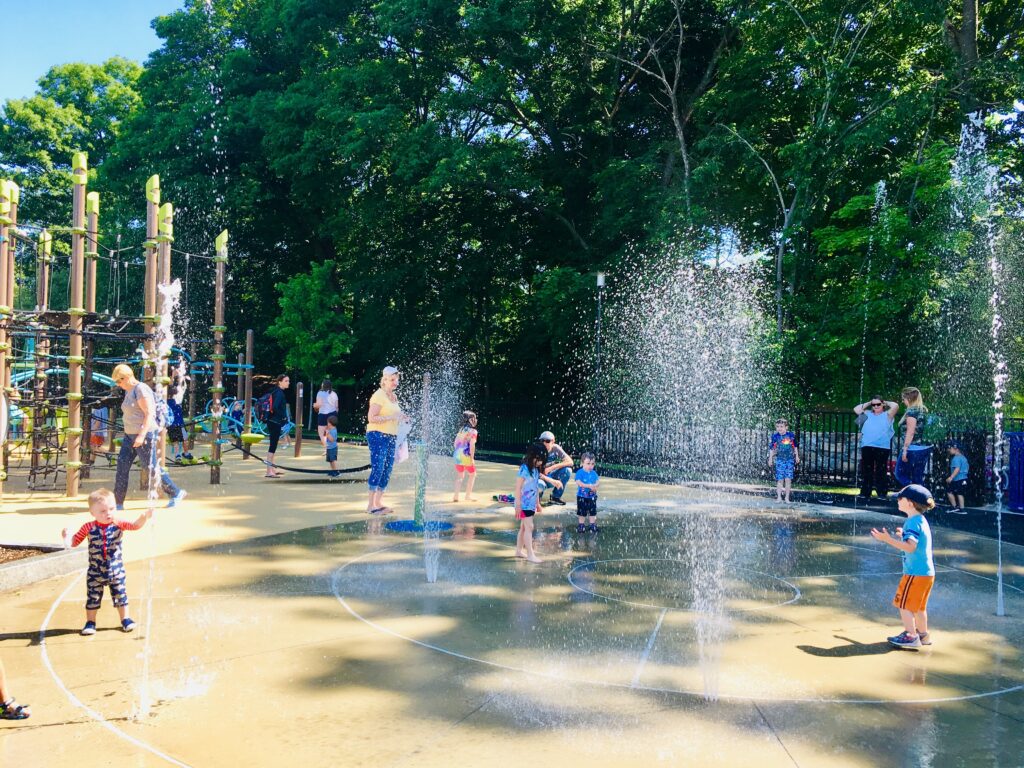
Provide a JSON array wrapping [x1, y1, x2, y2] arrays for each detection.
[[0, 546, 49, 564]]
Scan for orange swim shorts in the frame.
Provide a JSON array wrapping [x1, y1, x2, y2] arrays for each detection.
[[893, 574, 934, 613]]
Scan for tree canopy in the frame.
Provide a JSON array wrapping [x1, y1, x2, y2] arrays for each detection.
[[1, 0, 1020, 413]]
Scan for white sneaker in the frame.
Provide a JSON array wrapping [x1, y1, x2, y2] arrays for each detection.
[[167, 489, 188, 507]]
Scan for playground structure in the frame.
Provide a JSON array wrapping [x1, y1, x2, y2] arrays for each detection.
[[0, 155, 246, 496]]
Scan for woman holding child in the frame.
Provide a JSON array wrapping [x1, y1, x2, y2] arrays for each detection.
[[365, 366, 408, 515]]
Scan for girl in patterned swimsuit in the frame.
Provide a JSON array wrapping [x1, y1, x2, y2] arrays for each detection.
[[452, 411, 479, 502]]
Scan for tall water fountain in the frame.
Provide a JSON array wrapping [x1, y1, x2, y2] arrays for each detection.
[[952, 114, 1009, 616], [599, 249, 775, 697]]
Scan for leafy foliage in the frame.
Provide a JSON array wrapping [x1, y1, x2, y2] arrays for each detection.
[[2, 0, 1022, 413]]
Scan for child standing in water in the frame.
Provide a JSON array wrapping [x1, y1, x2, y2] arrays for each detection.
[[945, 442, 969, 513], [515, 442, 562, 563], [768, 419, 800, 503], [62, 488, 153, 635], [574, 452, 601, 533], [325, 415, 340, 478], [452, 411, 478, 502], [870, 484, 936, 649]]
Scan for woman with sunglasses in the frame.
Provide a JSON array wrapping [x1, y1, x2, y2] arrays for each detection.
[[853, 395, 899, 499]]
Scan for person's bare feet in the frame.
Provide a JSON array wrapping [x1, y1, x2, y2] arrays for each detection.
[[452, 495, 460, 503], [514, 550, 526, 558], [465, 496, 477, 502], [527, 555, 542, 564]]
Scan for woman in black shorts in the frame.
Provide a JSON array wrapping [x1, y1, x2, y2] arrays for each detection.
[[263, 374, 290, 478]]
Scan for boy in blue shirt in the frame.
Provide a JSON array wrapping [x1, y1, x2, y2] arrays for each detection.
[[325, 415, 340, 478], [869, 484, 936, 649], [945, 442, 969, 513], [574, 452, 600, 533]]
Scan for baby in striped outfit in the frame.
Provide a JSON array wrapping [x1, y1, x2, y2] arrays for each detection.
[[63, 488, 152, 636]]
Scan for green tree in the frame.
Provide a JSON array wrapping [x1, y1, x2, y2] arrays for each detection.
[[267, 260, 355, 378], [0, 58, 142, 225]]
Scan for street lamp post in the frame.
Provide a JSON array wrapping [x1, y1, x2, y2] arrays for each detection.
[[594, 272, 606, 457]]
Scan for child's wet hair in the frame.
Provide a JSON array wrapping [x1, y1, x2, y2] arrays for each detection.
[[521, 441, 547, 469], [911, 498, 936, 513], [462, 410, 477, 427], [581, 451, 596, 462], [327, 414, 338, 426], [88, 488, 115, 507]]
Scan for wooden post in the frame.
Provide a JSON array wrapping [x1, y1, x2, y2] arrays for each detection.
[[235, 352, 244, 402], [143, 175, 159, 385], [31, 230, 52, 482], [242, 329, 253, 458], [294, 381, 303, 457], [210, 230, 228, 484], [66, 152, 87, 497], [186, 342, 197, 451], [82, 192, 99, 475], [155, 202, 174, 470], [0, 180, 16, 496]]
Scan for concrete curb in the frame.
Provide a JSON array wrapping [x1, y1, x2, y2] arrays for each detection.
[[0, 544, 86, 593]]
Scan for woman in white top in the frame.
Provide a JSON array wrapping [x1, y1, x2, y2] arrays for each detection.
[[313, 379, 339, 446]]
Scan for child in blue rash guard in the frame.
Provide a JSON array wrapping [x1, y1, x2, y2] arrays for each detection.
[[325, 415, 340, 478], [574, 452, 600, 533], [870, 484, 937, 649], [768, 419, 800, 503], [945, 442, 969, 513]]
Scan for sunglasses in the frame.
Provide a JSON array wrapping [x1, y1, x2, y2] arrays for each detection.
[[871, 402, 884, 407]]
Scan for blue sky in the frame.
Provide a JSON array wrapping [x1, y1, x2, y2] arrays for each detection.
[[2, 0, 184, 102]]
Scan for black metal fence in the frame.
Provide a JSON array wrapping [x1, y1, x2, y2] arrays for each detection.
[[468, 404, 1023, 505]]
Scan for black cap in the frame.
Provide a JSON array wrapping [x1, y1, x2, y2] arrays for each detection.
[[897, 484, 933, 506]]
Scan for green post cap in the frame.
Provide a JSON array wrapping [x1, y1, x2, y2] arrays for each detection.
[[146, 174, 160, 204], [215, 229, 228, 256], [86, 192, 100, 216], [159, 202, 174, 236], [39, 230, 52, 255], [0, 183, 9, 216], [72, 152, 88, 183], [7, 181, 19, 205]]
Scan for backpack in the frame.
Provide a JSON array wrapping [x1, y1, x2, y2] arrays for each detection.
[[257, 391, 275, 423], [920, 410, 946, 445]]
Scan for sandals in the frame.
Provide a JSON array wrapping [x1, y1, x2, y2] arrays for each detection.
[[0, 698, 30, 720], [368, 507, 394, 515]]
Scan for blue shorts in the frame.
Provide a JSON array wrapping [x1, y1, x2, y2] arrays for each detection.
[[775, 458, 795, 480], [948, 479, 967, 493], [326, 447, 338, 462], [576, 497, 597, 517]]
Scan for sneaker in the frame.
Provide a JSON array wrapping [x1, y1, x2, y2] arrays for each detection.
[[576, 523, 586, 533], [918, 631, 933, 646], [121, 618, 136, 633], [183, 453, 194, 461], [549, 498, 566, 506], [81, 621, 97, 636], [167, 489, 187, 508], [888, 631, 921, 649], [949, 507, 967, 515], [588, 524, 599, 533]]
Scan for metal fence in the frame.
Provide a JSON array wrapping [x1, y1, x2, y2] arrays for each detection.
[[470, 404, 1023, 504]]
